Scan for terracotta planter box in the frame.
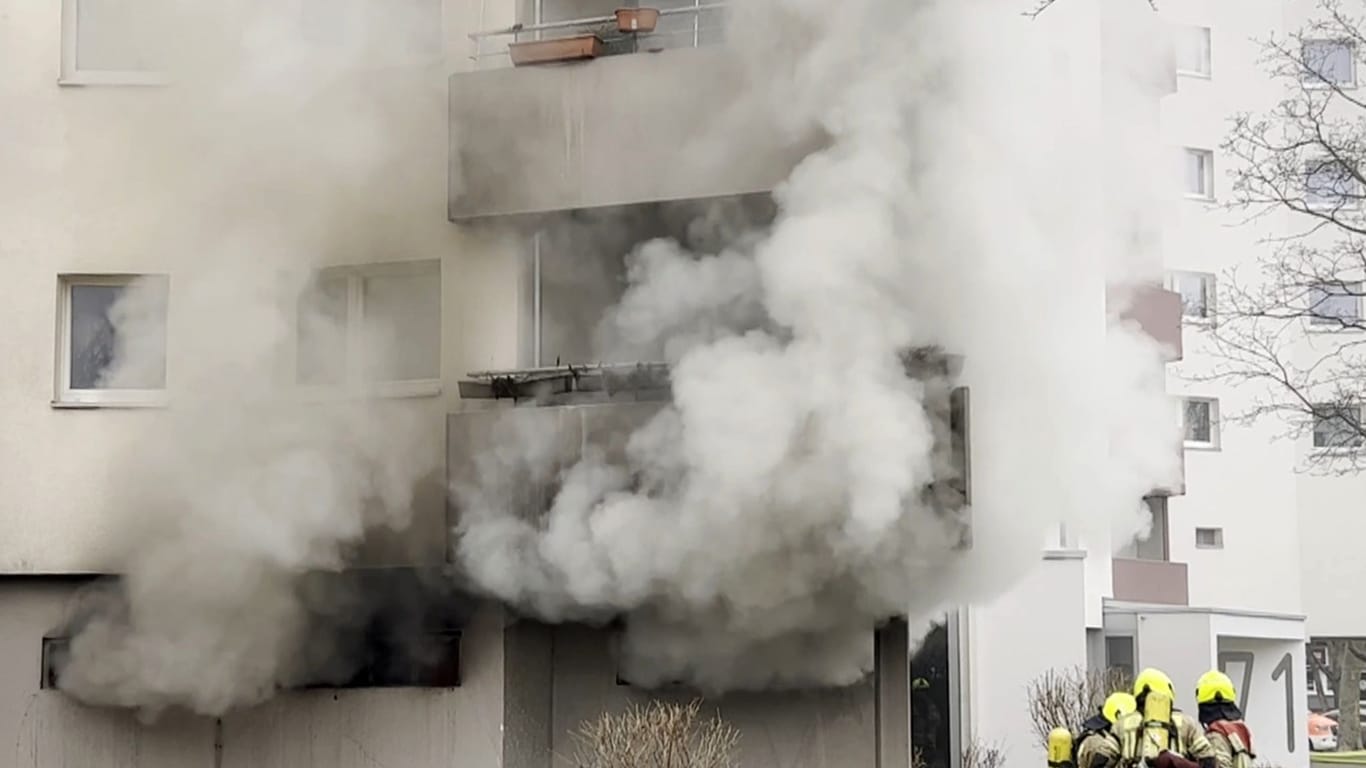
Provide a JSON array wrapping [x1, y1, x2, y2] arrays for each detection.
[[615, 7, 660, 33], [509, 34, 604, 67]]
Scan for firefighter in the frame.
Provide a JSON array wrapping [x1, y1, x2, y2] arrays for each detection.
[[1125, 667, 1218, 768], [1068, 692, 1139, 768], [1195, 670, 1255, 768], [1046, 692, 1135, 768]]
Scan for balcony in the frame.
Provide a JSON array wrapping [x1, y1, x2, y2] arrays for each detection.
[[448, 357, 969, 546], [1109, 282, 1183, 362], [448, 4, 825, 220], [1111, 557, 1189, 606]]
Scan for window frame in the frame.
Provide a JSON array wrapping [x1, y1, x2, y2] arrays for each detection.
[[1183, 148, 1215, 200], [54, 273, 170, 408], [58, 0, 169, 87], [1311, 402, 1366, 451], [1306, 280, 1364, 327], [1301, 38, 1358, 90], [1194, 527, 1224, 550], [1175, 25, 1212, 79], [296, 259, 442, 400], [1182, 396, 1220, 450], [1304, 157, 1362, 211], [40, 636, 71, 690], [1166, 270, 1216, 324]]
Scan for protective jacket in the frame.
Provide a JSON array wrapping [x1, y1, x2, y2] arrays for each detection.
[[1074, 713, 1121, 768]]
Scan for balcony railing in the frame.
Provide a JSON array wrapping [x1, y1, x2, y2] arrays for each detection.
[[469, 2, 727, 70], [1111, 557, 1189, 606]]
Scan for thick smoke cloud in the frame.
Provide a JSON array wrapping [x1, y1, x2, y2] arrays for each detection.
[[55, 0, 450, 716], [52, 0, 1182, 715], [454, 0, 1182, 691]]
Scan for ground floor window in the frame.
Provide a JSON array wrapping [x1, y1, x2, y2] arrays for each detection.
[[912, 619, 958, 768]]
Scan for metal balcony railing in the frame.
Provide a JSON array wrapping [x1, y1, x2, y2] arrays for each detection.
[[468, 1, 727, 70]]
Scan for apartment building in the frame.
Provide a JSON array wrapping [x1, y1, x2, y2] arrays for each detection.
[[1151, 0, 1366, 757], [0, 0, 1302, 767]]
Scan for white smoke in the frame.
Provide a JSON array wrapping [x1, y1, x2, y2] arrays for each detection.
[[55, 1, 449, 716], [454, 0, 1181, 691], [50, 0, 1182, 715]]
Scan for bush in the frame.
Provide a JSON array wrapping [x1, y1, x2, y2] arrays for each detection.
[[962, 739, 1007, 768], [1026, 666, 1133, 746], [913, 739, 1005, 768], [570, 699, 740, 768]]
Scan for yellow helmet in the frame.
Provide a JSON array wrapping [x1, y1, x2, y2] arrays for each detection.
[[1196, 670, 1236, 704], [1133, 667, 1175, 699], [1103, 691, 1138, 723]]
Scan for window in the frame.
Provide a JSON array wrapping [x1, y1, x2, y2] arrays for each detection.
[[1307, 281, 1362, 325], [297, 260, 441, 397], [56, 274, 169, 406], [1168, 271, 1215, 321], [1176, 25, 1212, 77], [1313, 403, 1365, 449], [40, 637, 71, 690], [60, 0, 167, 86], [1137, 497, 1169, 561], [1184, 148, 1215, 199], [1305, 159, 1360, 209], [1302, 40, 1356, 87], [1105, 635, 1135, 680], [1183, 397, 1219, 449], [1195, 527, 1224, 549]]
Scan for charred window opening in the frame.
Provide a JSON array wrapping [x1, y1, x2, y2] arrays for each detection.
[[291, 567, 471, 690], [298, 626, 462, 690], [904, 348, 971, 549], [40, 636, 70, 690]]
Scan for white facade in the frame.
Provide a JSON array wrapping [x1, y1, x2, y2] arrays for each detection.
[[966, 1, 1324, 766], [0, 1, 1331, 767]]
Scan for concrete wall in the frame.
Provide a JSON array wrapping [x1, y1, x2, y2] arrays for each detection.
[[0, 580, 215, 768], [501, 620, 907, 768], [1296, 472, 1366, 636], [0, 579, 511, 768], [219, 604, 506, 768], [1134, 610, 1215, 713], [1218, 633, 1308, 768], [967, 553, 1089, 767]]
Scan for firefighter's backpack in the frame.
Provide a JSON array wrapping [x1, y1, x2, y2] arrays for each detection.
[[1206, 720, 1255, 768]]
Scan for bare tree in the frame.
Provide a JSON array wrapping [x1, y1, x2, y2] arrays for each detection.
[[1206, 3, 1366, 750], [569, 699, 740, 768], [1207, 0, 1366, 475], [1314, 639, 1366, 751], [1026, 666, 1133, 747], [962, 740, 1007, 768]]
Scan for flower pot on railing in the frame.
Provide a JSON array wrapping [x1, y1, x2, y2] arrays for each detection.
[[615, 7, 660, 33], [508, 34, 605, 67]]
